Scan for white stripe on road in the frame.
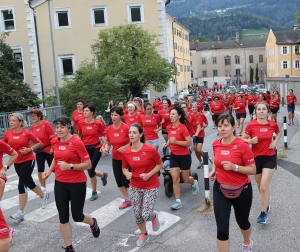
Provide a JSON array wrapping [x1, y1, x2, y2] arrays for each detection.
[[25, 188, 94, 222], [4, 173, 39, 193], [75, 198, 131, 228], [134, 211, 181, 236], [1, 183, 54, 211], [295, 111, 300, 116]]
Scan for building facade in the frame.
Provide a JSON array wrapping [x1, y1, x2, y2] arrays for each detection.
[[190, 34, 267, 89], [1, 0, 182, 103]]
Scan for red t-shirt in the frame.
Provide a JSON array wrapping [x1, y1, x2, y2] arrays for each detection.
[[247, 95, 256, 106], [0, 209, 9, 239], [234, 100, 247, 114], [72, 110, 84, 130], [2, 128, 40, 164], [153, 101, 162, 112], [287, 94, 297, 105], [123, 114, 142, 126], [31, 120, 55, 153], [213, 138, 255, 186], [198, 103, 204, 112], [244, 120, 280, 157], [194, 113, 208, 137], [186, 113, 197, 136], [167, 123, 190, 155], [136, 107, 144, 115], [77, 119, 105, 147], [140, 114, 160, 140], [210, 102, 225, 114], [122, 144, 161, 189], [269, 99, 279, 109], [106, 123, 129, 160], [0, 140, 14, 182], [158, 109, 171, 130], [51, 136, 90, 183]]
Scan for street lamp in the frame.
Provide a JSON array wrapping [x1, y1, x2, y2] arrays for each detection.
[[260, 67, 263, 87]]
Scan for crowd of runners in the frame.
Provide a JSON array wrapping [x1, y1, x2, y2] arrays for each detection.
[[0, 87, 297, 252]]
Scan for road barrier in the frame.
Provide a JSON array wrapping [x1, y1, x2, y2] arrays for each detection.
[[203, 151, 210, 206], [283, 116, 288, 148]]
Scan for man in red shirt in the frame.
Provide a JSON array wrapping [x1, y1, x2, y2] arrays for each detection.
[[286, 89, 297, 125]]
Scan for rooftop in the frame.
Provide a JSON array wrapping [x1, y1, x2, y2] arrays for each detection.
[[273, 30, 300, 44]]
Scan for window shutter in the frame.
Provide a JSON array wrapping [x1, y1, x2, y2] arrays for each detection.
[[287, 61, 290, 69], [287, 46, 290, 55]]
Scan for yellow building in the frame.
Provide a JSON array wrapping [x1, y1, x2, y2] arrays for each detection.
[[1, 0, 182, 102]]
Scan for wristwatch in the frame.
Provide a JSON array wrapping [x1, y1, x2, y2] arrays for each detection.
[[70, 164, 74, 170], [234, 164, 239, 172], [4, 165, 9, 170]]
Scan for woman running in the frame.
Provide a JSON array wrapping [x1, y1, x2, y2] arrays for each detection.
[[71, 99, 85, 132], [158, 99, 172, 142], [209, 96, 225, 129], [242, 102, 281, 224], [152, 97, 162, 114], [269, 93, 280, 122], [164, 107, 199, 210], [122, 124, 162, 247], [246, 91, 256, 121], [286, 89, 297, 125], [30, 109, 55, 193], [209, 114, 256, 252], [232, 94, 247, 136], [2, 113, 49, 221], [101, 106, 131, 209], [123, 103, 142, 126], [133, 97, 144, 115], [77, 104, 108, 201], [140, 103, 161, 151], [43, 116, 100, 252]]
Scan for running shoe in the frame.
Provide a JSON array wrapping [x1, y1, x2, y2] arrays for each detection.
[[136, 233, 149, 247], [119, 199, 131, 209], [242, 238, 253, 252], [192, 180, 199, 195], [90, 191, 98, 201], [171, 201, 182, 210], [197, 162, 203, 169], [213, 125, 216, 129], [101, 172, 108, 186], [42, 192, 50, 209], [257, 211, 267, 224], [64, 246, 75, 252], [90, 218, 100, 238], [266, 205, 270, 213], [9, 227, 14, 243], [152, 211, 160, 232], [10, 210, 24, 221], [288, 122, 291, 125], [292, 121, 294, 125], [239, 132, 242, 136]]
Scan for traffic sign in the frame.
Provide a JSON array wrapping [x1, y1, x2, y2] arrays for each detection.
[[285, 74, 290, 81]]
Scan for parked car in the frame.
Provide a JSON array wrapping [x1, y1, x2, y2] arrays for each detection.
[[179, 89, 189, 96], [187, 94, 198, 100], [229, 85, 237, 93]]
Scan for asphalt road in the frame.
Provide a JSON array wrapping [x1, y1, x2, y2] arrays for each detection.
[[1, 106, 297, 252]]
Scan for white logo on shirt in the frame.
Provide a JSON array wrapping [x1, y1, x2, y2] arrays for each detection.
[[36, 128, 40, 132], [58, 146, 66, 150], [78, 114, 83, 117], [260, 128, 268, 132], [86, 126, 93, 130], [133, 157, 140, 161], [171, 131, 176, 134], [114, 133, 119, 137], [221, 150, 230, 155], [146, 120, 151, 122], [13, 136, 20, 139]]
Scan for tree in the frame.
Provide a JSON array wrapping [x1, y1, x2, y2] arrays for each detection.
[[255, 63, 259, 84], [91, 24, 177, 101], [191, 36, 209, 42], [0, 33, 41, 112], [250, 66, 254, 84]]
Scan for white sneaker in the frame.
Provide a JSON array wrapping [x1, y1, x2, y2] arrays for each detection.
[[10, 210, 24, 221], [42, 192, 50, 209]]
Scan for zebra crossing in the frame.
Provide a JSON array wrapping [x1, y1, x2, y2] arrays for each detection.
[[1, 168, 183, 251]]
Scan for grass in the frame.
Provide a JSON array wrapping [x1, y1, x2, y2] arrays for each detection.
[[277, 152, 288, 159], [242, 29, 269, 39]]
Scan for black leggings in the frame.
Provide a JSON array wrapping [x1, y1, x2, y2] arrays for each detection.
[[54, 180, 86, 224], [112, 159, 129, 188], [15, 160, 36, 194], [85, 145, 102, 178], [213, 180, 252, 241], [36, 152, 53, 172]]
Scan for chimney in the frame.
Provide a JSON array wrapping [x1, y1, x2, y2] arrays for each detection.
[[217, 34, 220, 43], [236, 32, 239, 42]]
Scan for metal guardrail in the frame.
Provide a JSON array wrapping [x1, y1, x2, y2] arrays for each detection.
[[0, 106, 61, 139]]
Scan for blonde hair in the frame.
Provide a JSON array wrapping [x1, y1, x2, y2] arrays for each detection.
[[96, 115, 105, 124], [9, 113, 28, 127]]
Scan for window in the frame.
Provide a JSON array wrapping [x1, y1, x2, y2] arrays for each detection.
[[191, 70, 193, 78], [225, 57, 231, 65], [282, 61, 288, 69], [90, 6, 108, 26], [54, 8, 71, 29], [295, 46, 299, 54], [190, 61, 192, 66], [184, 65, 186, 72], [11, 47, 25, 81], [202, 70, 207, 77], [259, 55, 263, 62], [173, 28, 176, 34], [236, 69, 241, 76], [127, 3, 144, 23], [282, 46, 287, 54], [295, 60, 300, 68], [213, 57, 217, 64], [180, 65, 183, 72], [0, 7, 16, 31], [202, 58, 206, 64], [174, 42, 177, 50], [58, 55, 76, 78], [213, 70, 218, 77], [249, 55, 253, 63], [235, 56, 240, 64], [225, 70, 231, 76]]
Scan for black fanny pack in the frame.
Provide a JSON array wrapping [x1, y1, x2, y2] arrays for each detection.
[[85, 142, 100, 150], [34, 144, 51, 154]]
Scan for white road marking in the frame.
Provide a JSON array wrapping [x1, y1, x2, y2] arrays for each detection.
[[295, 111, 300, 116], [75, 198, 131, 228]]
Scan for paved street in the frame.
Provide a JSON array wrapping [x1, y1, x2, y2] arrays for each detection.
[[2, 105, 299, 252]]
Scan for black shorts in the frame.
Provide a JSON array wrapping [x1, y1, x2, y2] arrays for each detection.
[[194, 137, 204, 144], [213, 114, 221, 122], [236, 113, 246, 120], [248, 106, 254, 115], [162, 129, 168, 135], [170, 153, 191, 170], [254, 154, 277, 174], [270, 108, 279, 114]]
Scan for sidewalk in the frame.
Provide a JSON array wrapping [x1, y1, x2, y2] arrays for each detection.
[[144, 107, 300, 252]]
